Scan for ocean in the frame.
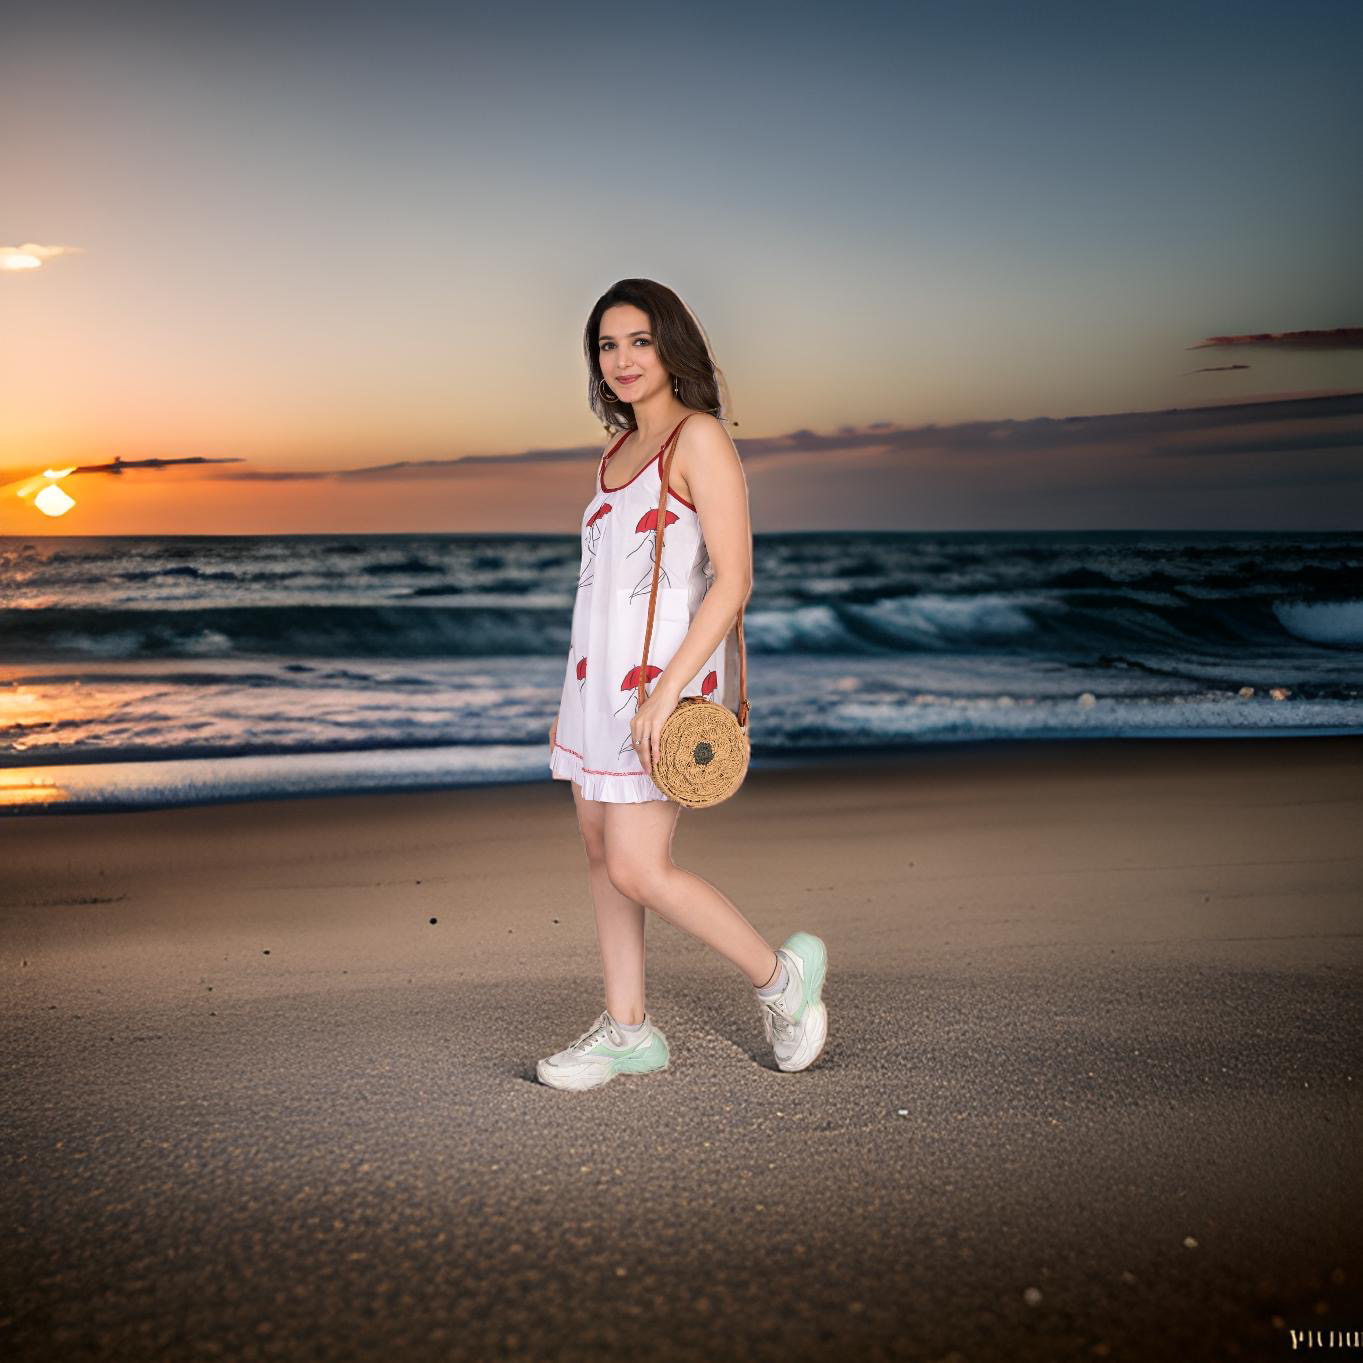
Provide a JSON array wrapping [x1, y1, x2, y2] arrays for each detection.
[[2, 530, 1360, 815]]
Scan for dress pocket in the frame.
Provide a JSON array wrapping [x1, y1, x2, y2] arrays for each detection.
[[616, 587, 689, 678], [658, 587, 691, 624]]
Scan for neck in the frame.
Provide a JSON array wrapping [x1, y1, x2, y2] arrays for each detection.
[[628, 394, 692, 448]]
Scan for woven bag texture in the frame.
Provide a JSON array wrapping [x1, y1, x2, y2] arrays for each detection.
[[651, 695, 751, 808]]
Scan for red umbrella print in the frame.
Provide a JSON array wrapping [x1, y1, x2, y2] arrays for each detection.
[[613, 660, 666, 752], [624, 505, 680, 602], [612, 668, 718, 757], [578, 501, 613, 588]]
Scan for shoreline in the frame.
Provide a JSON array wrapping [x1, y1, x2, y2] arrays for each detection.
[[4, 727, 1362, 817]]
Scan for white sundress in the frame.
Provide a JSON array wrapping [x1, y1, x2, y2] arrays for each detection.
[[550, 418, 741, 803]]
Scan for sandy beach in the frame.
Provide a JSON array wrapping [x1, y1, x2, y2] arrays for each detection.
[[2, 736, 1361, 1362]]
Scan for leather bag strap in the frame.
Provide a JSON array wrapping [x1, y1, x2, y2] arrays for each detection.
[[635, 414, 749, 727]]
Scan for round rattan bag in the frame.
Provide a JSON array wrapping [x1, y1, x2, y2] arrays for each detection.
[[634, 414, 751, 809], [650, 692, 750, 808]]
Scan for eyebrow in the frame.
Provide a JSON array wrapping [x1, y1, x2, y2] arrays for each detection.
[[598, 329, 652, 340]]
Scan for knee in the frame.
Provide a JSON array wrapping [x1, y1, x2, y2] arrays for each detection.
[[574, 814, 606, 864], [606, 856, 669, 905]]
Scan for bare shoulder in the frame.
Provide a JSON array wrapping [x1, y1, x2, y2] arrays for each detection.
[[673, 411, 736, 493], [678, 410, 736, 456], [673, 412, 740, 501]]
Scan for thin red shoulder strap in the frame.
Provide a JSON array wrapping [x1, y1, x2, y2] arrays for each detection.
[[598, 428, 630, 479]]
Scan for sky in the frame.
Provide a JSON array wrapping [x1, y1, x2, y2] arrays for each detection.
[[2, 0, 1360, 534]]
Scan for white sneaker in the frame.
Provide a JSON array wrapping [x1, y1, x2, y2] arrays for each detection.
[[536, 1009, 670, 1091], [756, 932, 828, 1072]]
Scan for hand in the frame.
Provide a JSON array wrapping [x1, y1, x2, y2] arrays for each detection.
[[548, 716, 558, 758], [630, 682, 680, 777]]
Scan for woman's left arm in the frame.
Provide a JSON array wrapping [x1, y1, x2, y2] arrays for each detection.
[[632, 415, 752, 773]]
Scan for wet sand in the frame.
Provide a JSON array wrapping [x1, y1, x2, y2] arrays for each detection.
[[2, 736, 1361, 1362]]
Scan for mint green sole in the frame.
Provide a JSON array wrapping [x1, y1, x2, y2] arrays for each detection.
[[611, 1033, 670, 1075], [783, 931, 827, 1018]]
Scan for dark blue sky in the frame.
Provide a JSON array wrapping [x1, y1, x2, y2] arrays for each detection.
[[2, 0, 1360, 530]]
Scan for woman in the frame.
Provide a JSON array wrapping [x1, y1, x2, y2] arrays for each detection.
[[542, 277, 828, 1091]]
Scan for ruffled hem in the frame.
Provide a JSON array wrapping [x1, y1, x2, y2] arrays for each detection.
[[549, 742, 672, 804]]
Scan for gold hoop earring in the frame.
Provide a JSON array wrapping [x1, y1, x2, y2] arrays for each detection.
[[599, 378, 617, 403]]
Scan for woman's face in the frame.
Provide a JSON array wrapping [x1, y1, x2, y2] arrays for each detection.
[[598, 303, 667, 405]]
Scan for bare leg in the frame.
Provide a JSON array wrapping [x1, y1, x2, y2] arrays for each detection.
[[570, 781, 647, 1024], [603, 797, 780, 988]]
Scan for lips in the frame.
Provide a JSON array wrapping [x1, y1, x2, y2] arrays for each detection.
[[616, 376, 640, 385]]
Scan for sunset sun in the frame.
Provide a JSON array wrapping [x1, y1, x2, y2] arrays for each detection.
[[11, 466, 77, 517]]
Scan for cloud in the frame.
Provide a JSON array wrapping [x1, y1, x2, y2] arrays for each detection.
[[20, 391, 1353, 491], [210, 390, 1363, 479], [1187, 327, 1363, 350], [221, 445, 609, 482], [69, 455, 244, 477], [853, 390, 1363, 461], [1, 242, 85, 272]]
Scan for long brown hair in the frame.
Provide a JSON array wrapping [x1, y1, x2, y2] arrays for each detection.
[[584, 279, 737, 434]]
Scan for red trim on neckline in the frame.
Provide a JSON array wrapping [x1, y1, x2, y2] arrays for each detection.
[[599, 418, 697, 510], [600, 447, 660, 494]]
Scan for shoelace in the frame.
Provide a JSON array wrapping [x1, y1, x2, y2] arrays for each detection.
[[569, 1011, 623, 1054], [759, 993, 798, 1045]]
